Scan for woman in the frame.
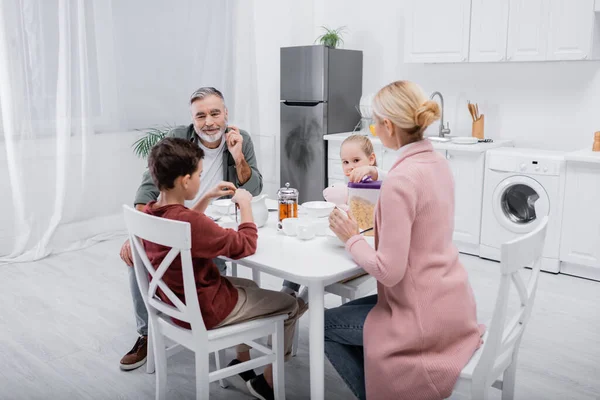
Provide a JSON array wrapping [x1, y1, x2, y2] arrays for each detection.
[[327, 81, 483, 400]]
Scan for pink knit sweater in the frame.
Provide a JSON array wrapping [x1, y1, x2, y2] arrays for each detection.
[[346, 140, 483, 400]]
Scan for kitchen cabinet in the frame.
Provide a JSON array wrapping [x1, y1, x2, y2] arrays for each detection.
[[404, 0, 472, 63], [447, 150, 486, 255], [507, 0, 548, 61], [469, 0, 510, 62], [560, 156, 600, 281], [406, 0, 599, 63], [547, 0, 596, 60]]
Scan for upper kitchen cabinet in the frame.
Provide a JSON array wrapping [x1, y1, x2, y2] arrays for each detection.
[[404, 0, 472, 63], [406, 0, 599, 63], [506, 0, 548, 61], [547, 0, 596, 60], [469, 0, 510, 62]]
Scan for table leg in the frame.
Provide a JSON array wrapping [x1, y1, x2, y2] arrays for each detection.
[[308, 281, 325, 400]]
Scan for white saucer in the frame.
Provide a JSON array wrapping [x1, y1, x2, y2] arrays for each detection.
[[451, 136, 479, 145]]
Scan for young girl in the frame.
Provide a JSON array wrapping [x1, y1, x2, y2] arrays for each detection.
[[281, 134, 386, 296], [323, 134, 387, 207]]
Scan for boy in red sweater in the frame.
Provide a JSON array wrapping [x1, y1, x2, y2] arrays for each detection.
[[144, 137, 300, 400]]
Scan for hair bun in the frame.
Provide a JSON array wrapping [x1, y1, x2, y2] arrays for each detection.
[[414, 100, 441, 130]]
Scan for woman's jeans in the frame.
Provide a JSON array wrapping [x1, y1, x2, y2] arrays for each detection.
[[282, 280, 300, 292], [324, 294, 377, 400]]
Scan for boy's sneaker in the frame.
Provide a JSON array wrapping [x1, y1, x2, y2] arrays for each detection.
[[227, 358, 257, 382], [246, 374, 274, 400], [119, 335, 148, 371]]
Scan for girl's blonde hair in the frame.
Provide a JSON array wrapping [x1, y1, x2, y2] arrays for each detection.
[[371, 81, 441, 140], [341, 134, 377, 166]]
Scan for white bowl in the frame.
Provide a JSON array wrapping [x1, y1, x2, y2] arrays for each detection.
[[302, 201, 336, 218], [325, 229, 345, 247], [212, 199, 234, 215]]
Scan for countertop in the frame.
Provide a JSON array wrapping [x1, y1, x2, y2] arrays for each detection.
[[323, 132, 514, 153], [565, 149, 600, 164]]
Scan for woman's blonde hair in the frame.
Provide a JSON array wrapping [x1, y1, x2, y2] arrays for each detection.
[[341, 134, 377, 166], [371, 81, 441, 140]]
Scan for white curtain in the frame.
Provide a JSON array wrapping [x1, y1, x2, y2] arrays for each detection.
[[0, 0, 259, 263]]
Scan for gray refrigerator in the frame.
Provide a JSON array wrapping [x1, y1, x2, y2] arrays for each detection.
[[280, 45, 363, 203]]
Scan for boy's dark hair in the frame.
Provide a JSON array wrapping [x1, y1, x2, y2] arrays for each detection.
[[148, 137, 205, 190]]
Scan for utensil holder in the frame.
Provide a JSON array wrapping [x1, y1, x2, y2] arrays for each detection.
[[472, 115, 484, 139]]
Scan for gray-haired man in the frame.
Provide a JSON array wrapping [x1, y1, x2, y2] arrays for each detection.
[[118, 87, 263, 371]]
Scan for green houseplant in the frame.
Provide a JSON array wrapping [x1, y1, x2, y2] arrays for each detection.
[[131, 124, 174, 159], [315, 26, 346, 48]]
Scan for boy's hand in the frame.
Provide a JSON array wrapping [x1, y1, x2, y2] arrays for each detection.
[[207, 181, 236, 199], [120, 239, 133, 267], [349, 166, 378, 183], [232, 188, 252, 207]]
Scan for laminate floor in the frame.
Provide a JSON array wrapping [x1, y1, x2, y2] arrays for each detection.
[[0, 237, 598, 400]]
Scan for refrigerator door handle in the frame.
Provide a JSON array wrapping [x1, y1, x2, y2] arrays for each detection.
[[282, 101, 322, 107]]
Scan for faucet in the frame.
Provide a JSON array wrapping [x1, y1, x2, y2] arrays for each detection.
[[429, 91, 451, 138]]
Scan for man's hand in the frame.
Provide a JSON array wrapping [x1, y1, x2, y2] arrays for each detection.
[[120, 239, 133, 267], [206, 181, 237, 199], [226, 125, 244, 164]]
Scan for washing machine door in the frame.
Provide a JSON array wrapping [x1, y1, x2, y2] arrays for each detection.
[[492, 176, 549, 234]]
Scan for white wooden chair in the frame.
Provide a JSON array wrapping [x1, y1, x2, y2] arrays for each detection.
[[452, 217, 548, 400], [290, 273, 377, 356], [325, 273, 377, 304], [123, 205, 287, 400]]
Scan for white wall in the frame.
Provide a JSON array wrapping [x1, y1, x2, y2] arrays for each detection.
[[253, 0, 316, 197], [248, 0, 600, 176], [312, 0, 600, 151]]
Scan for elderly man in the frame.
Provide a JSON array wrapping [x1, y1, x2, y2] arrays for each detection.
[[118, 87, 263, 371]]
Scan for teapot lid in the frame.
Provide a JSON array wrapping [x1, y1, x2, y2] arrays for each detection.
[[277, 182, 298, 197]]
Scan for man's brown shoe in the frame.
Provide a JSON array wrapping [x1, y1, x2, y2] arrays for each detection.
[[119, 335, 148, 371]]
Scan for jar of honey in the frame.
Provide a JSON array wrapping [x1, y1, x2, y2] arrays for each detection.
[[277, 182, 298, 230]]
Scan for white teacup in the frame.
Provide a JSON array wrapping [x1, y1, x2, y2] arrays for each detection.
[[312, 218, 329, 236], [282, 218, 299, 236], [297, 223, 315, 240]]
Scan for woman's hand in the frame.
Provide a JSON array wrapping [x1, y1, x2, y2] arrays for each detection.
[[349, 165, 378, 183], [206, 181, 236, 199], [329, 208, 359, 243]]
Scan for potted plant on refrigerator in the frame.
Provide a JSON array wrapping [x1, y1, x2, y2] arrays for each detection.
[[315, 26, 346, 48]]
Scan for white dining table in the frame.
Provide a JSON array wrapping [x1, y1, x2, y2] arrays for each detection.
[[218, 211, 374, 400]]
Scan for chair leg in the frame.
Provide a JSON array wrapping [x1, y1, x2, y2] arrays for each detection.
[[151, 329, 168, 400], [272, 322, 286, 400], [146, 331, 155, 374], [252, 268, 261, 287], [215, 350, 229, 388], [502, 359, 518, 400], [195, 350, 210, 400], [291, 324, 299, 357], [230, 262, 238, 278]]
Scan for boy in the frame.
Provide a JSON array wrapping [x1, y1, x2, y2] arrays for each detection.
[[143, 137, 300, 400]]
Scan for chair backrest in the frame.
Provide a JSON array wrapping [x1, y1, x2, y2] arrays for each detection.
[[472, 217, 548, 385], [122, 205, 208, 335]]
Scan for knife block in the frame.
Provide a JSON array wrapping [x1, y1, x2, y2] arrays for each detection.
[[472, 115, 485, 140]]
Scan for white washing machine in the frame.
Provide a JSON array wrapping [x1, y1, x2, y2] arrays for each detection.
[[480, 148, 566, 273]]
